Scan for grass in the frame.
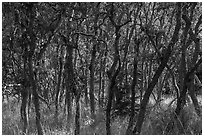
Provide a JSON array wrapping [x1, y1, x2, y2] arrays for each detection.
[[2, 96, 202, 135]]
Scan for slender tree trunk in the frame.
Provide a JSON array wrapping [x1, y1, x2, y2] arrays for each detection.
[[55, 56, 63, 118], [106, 36, 121, 135], [74, 94, 80, 135], [106, 83, 114, 135], [126, 47, 139, 134], [28, 58, 44, 135], [27, 90, 32, 120], [101, 71, 105, 107], [84, 67, 89, 105], [89, 44, 96, 117], [24, 3, 44, 134], [106, 35, 121, 135], [65, 90, 72, 118], [175, 59, 202, 116], [132, 4, 181, 134], [65, 45, 74, 119], [106, 65, 120, 135], [178, 42, 187, 106], [140, 60, 144, 103], [144, 62, 148, 91], [98, 57, 103, 107], [106, 54, 121, 135], [20, 88, 28, 134], [101, 49, 107, 107], [21, 49, 29, 134], [189, 84, 201, 117], [188, 28, 201, 117], [132, 49, 171, 134]]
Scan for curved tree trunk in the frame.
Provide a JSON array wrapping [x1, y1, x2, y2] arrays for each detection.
[[132, 3, 181, 134], [105, 3, 132, 134], [132, 49, 171, 134], [106, 28, 121, 135]]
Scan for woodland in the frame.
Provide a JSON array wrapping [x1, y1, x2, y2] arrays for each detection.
[[2, 2, 202, 135]]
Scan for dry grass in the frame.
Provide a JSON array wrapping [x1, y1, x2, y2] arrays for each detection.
[[2, 96, 202, 135]]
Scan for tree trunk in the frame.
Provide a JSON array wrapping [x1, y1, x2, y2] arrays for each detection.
[[28, 58, 44, 135], [106, 83, 114, 135], [106, 41, 121, 135], [140, 60, 144, 103], [126, 56, 138, 134], [98, 57, 103, 107], [84, 67, 89, 105], [175, 58, 202, 116], [132, 49, 171, 134], [101, 48, 107, 107], [132, 4, 181, 134], [101, 71, 105, 107], [74, 94, 80, 135], [89, 44, 96, 117], [24, 3, 44, 135], [189, 84, 201, 117], [188, 27, 201, 117], [105, 30, 121, 135], [21, 48, 29, 134], [65, 90, 72, 118], [105, 4, 132, 132], [106, 64, 120, 135], [64, 40, 75, 118], [20, 88, 28, 134], [55, 56, 63, 118], [126, 39, 139, 134]]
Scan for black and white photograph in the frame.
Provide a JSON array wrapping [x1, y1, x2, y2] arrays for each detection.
[[2, 2, 202, 135]]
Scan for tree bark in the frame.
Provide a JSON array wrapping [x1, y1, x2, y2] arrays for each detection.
[[65, 44, 74, 118], [189, 85, 201, 117], [188, 26, 201, 117], [132, 49, 171, 134], [89, 44, 96, 117], [26, 3, 43, 134], [55, 55, 63, 118], [126, 45, 139, 134], [20, 88, 28, 134], [106, 28, 121, 135], [105, 3, 132, 134], [106, 62, 121, 135], [132, 3, 181, 134], [74, 93, 80, 135], [28, 57, 44, 135], [98, 56, 103, 107], [175, 58, 202, 116], [84, 66, 89, 105]]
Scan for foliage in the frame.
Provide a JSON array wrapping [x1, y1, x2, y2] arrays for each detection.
[[2, 2, 202, 135]]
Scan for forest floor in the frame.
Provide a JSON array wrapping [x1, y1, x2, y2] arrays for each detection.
[[2, 95, 202, 135]]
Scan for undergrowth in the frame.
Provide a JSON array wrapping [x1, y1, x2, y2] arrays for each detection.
[[2, 97, 202, 135]]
